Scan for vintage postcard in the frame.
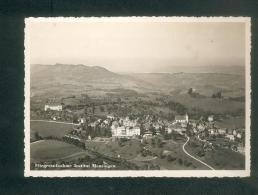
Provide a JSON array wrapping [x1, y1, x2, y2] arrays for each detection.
[[24, 17, 251, 177]]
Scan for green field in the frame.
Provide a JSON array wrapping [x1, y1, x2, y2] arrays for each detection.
[[31, 121, 73, 140], [168, 94, 244, 114], [31, 140, 86, 163], [216, 116, 245, 129]]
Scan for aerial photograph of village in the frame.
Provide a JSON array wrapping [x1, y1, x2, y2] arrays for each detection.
[[27, 19, 247, 171]]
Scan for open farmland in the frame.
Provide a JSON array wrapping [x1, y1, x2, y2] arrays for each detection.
[[216, 116, 245, 129], [168, 94, 244, 114], [31, 140, 86, 163], [30, 121, 73, 140]]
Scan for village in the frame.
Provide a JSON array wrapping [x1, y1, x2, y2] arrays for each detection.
[[42, 98, 245, 156]]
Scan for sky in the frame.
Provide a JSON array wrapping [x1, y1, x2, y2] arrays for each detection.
[[28, 20, 246, 73]]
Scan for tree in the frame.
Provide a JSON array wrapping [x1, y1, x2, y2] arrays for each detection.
[[149, 124, 156, 135], [100, 106, 105, 112], [73, 115, 79, 123], [117, 97, 122, 104], [188, 88, 193, 95], [92, 106, 95, 114], [140, 124, 145, 135], [167, 154, 176, 162], [212, 91, 222, 98], [178, 158, 183, 165], [34, 131, 41, 141]]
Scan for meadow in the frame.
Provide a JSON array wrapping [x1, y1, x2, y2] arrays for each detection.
[[30, 121, 73, 140], [30, 140, 86, 163], [168, 94, 244, 114]]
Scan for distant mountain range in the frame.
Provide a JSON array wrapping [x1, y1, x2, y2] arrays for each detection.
[[31, 64, 245, 98]]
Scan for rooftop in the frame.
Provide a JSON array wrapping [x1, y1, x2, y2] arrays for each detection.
[[175, 115, 187, 120]]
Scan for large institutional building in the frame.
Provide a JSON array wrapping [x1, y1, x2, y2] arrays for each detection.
[[44, 104, 63, 111], [175, 113, 189, 123], [44, 98, 63, 111], [111, 121, 140, 137]]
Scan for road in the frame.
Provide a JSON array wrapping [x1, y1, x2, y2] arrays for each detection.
[[31, 119, 74, 125], [182, 136, 215, 170]]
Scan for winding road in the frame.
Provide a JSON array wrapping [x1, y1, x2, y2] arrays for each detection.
[[182, 136, 215, 170]]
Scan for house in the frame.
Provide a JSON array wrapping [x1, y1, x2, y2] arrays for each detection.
[[208, 129, 215, 135], [227, 129, 233, 135], [104, 119, 110, 124], [173, 128, 186, 135], [78, 117, 86, 124], [236, 133, 242, 139], [208, 115, 214, 122], [90, 121, 99, 128], [226, 134, 235, 141], [107, 115, 115, 120], [166, 127, 173, 134], [143, 131, 153, 139], [191, 122, 197, 128], [169, 123, 186, 135], [218, 128, 226, 135], [175, 113, 189, 123], [233, 130, 237, 136], [237, 144, 245, 154], [197, 123, 205, 131]]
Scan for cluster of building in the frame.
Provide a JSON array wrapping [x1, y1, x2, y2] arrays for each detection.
[[187, 115, 244, 143], [110, 114, 190, 139], [166, 114, 189, 135], [111, 117, 141, 138], [43, 98, 245, 154]]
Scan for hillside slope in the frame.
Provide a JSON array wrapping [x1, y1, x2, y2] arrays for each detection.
[[31, 64, 245, 98], [31, 64, 154, 97], [128, 72, 244, 97]]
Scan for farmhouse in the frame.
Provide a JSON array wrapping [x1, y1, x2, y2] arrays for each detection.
[[175, 113, 189, 123]]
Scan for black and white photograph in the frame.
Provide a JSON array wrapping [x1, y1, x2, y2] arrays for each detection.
[[24, 17, 251, 177]]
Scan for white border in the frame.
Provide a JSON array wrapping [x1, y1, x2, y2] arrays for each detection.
[[24, 17, 251, 177]]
